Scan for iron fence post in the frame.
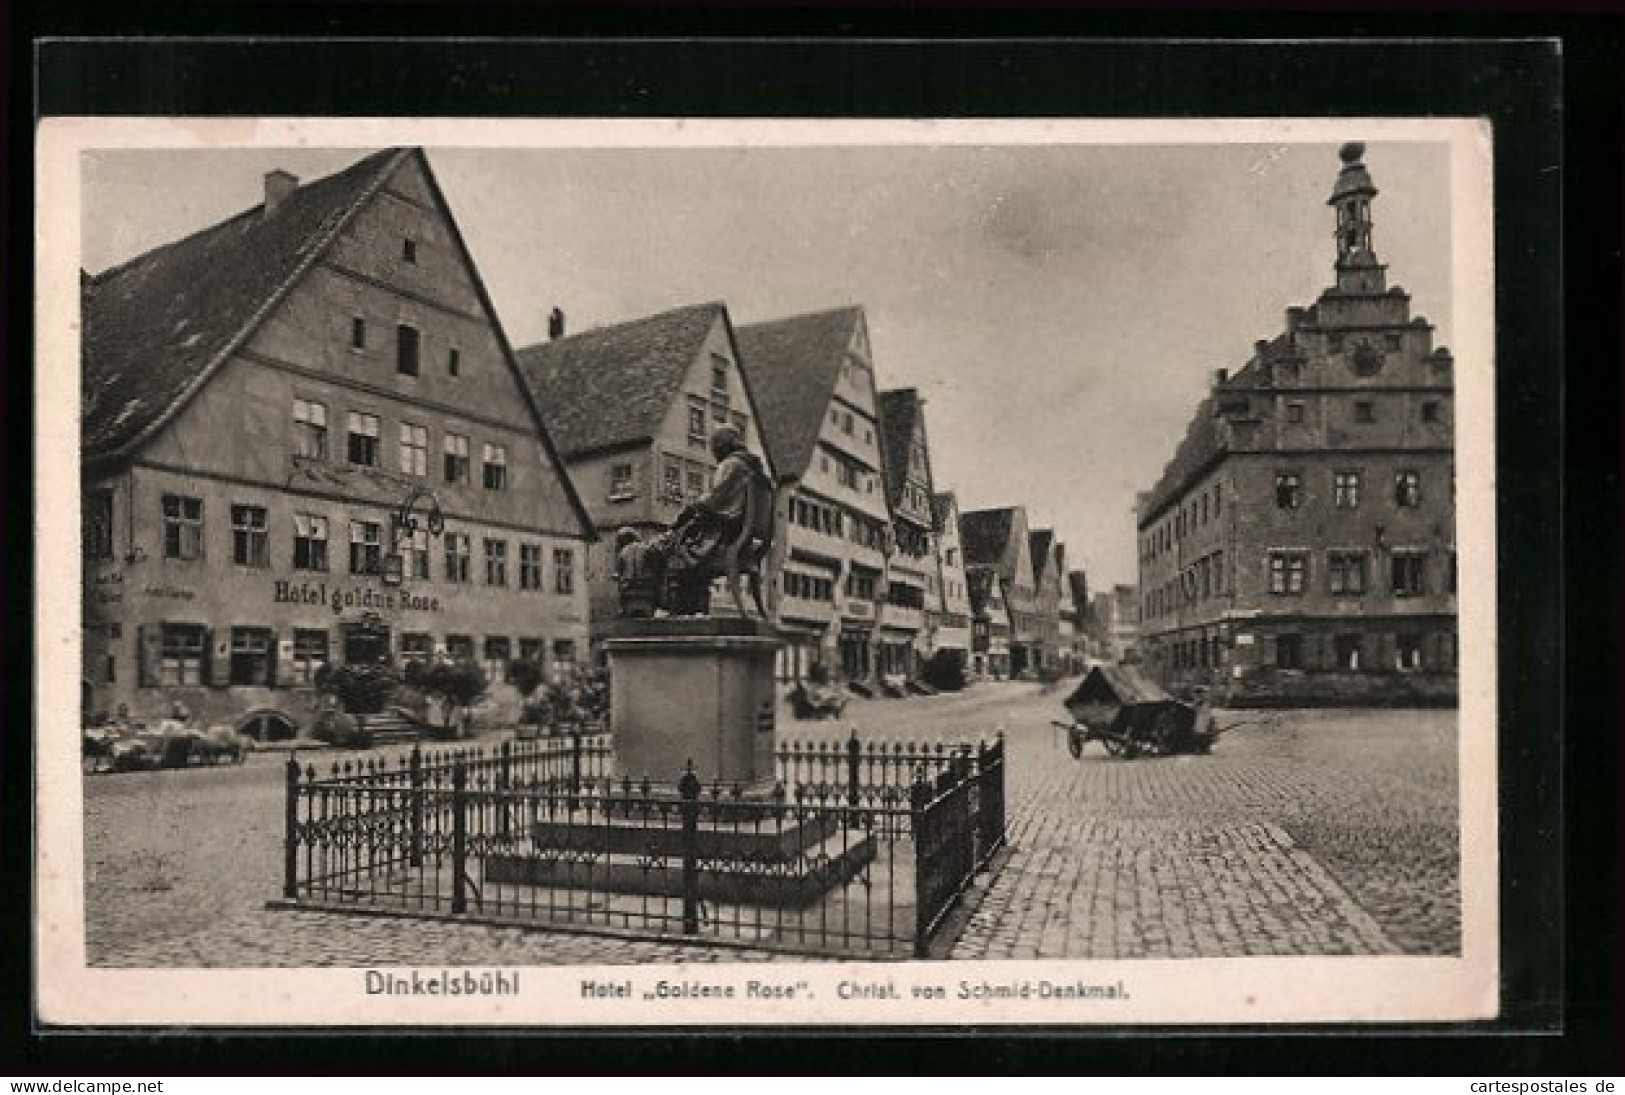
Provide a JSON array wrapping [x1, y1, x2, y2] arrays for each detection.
[[571, 726, 583, 794], [846, 728, 861, 807], [283, 752, 301, 900], [679, 761, 701, 935], [910, 767, 932, 959], [408, 743, 424, 868], [451, 760, 468, 914]]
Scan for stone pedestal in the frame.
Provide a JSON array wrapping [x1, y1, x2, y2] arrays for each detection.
[[602, 617, 781, 789]]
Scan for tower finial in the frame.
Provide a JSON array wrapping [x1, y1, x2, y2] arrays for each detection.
[[1339, 141, 1365, 164]]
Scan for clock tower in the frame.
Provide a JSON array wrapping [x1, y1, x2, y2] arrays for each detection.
[[1328, 141, 1388, 295]]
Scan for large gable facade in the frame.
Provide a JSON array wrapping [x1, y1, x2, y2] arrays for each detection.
[[81, 148, 594, 732]]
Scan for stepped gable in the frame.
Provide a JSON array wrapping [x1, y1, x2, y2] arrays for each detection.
[[734, 306, 862, 479], [515, 302, 729, 459], [81, 148, 410, 460]]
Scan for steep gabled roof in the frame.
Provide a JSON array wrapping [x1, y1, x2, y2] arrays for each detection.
[[1067, 569, 1092, 613], [930, 491, 959, 535], [959, 507, 1017, 569], [874, 388, 921, 511], [516, 302, 728, 460], [734, 306, 862, 479], [82, 148, 410, 460], [1029, 528, 1056, 581]]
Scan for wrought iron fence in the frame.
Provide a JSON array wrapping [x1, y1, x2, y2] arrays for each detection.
[[281, 732, 1006, 959]]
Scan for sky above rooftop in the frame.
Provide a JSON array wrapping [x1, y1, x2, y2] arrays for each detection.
[[81, 129, 1455, 590]]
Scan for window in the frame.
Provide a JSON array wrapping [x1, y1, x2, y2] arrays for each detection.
[[519, 543, 543, 590], [402, 238, 417, 264], [1394, 470, 1422, 508], [350, 317, 367, 350], [484, 538, 508, 586], [289, 630, 328, 685], [519, 637, 545, 665], [229, 627, 272, 686], [609, 463, 635, 501], [403, 527, 431, 580], [551, 639, 578, 681], [1275, 633, 1305, 671], [1392, 552, 1427, 597], [483, 637, 511, 684], [1421, 400, 1441, 423], [349, 520, 382, 575], [85, 489, 114, 559], [842, 412, 854, 436], [162, 495, 204, 560], [1385, 333, 1403, 351], [731, 411, 749, 437], [1353, 400, 1375, 423], [293, 513, 329, 571], [444, 533, 471, 583], [1396, 633, 1424, 671], [391, 422, 427, 477], [662, 459, 683, 503], [231, 504, 269, 568], [346, 412, 380, 467], [1268, 552, 1308, 595], [837, 459, 859, 490], [160, 624, 207, 686], [553, 548, 575, 594], [686, 466, 706, 499], [1214, 483, 1222, 514], [1274, 473, 1302, 509], [396, 325, 420, 376], [1334, 470, 1362, 509], [446, 634, 474, 662], [711, 360, 728, 393], [1328, 551, 1369, 595], [293, 399, 328, 459], [443, 433, 470, 484], [688, 400, 708, 444], [711, 395, 730, 424], [447, 348, 461, 377], [1334, 634, 1364, 671], [482, 443, 508, 491], [400, 632, 432, 664], [1447, 550, 1458, 594], [1200, 494, 1209, 524], [1286, 401, 1305, 424]]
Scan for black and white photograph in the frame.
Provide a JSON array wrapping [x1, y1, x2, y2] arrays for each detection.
[[36, 115, 1497, 1027]]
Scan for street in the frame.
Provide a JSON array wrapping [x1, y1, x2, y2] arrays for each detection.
[[82, 682, 1459, 966]]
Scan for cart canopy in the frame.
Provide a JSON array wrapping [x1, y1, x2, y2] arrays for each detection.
[[1065, 665, 1172, 711]]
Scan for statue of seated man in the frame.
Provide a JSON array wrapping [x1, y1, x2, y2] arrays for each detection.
[[614, 424, 768, 617]]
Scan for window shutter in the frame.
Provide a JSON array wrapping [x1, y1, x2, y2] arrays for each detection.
[[137, 625, 157, 687], [203, 625, 221, 687], [267, 629, 279, 689]]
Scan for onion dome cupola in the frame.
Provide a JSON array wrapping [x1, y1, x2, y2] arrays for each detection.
[[1327, 141, 1388, 294]]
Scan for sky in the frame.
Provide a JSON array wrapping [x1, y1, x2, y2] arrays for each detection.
[[80, 133, 1453, 591]]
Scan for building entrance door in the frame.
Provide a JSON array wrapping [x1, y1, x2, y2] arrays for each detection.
[[342, 619, 392, 666]]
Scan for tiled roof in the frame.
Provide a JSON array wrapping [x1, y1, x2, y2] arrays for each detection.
[[515, 302, 728, 459], [959, 507, 1017, 569], [875, 388, 920, 512], [735, 306, 862, 478], [82, 148, 410, 460]]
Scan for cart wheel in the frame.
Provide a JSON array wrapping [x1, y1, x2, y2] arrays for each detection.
[[1066, 730, 1084, 759], [1102, 736, 1126, 757]]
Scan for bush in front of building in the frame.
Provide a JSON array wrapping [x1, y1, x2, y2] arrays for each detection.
[[404, 659, 489, 738], [508, 658, 548, 703], [314, 663, 402, 716], [922, 648, 968, 692], [310, 709, 374, 750], [522, 666, 611, 735]]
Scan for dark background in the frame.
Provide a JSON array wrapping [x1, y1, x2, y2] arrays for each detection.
[[10, 15, 1618, 1077]]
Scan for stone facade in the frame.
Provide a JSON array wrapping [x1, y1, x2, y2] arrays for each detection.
[[1134, 144, 1456, 706]]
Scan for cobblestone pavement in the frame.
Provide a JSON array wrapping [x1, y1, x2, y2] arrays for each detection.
[[81, 685, 1459, 965]]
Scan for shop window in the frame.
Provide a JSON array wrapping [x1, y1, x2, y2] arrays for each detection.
[[396, 324, 420, 376], [519, 542, 543, 591], [443, 533, 471, 583], [293, 513, 329, 571], [1394, 470, 1422, 508], [1275, 633, 1305, 671], [85, 489, 114, 559], [443, 433, 470, 484], [482, 443, 508, 491], [400, 632, 432, 666], [484, 538, 508, 586], [349, 520, 382, 575], [293, 398, 328, 460], [1328, 551, 1369, 595], [1268, 552, 1308, 595], [1334, 634, 1364, 671], [229, 627, 273, 686], [553, 548, 575, 594], [399, 423, 428, 476], [1391, 552, 1427, 597], [446, 634, 475, 662], [160, 623, 206, 687], [1274, 473, 1302, 509], [162, 495, 204, 560], [346, 412, 380, 467], [1396, 633, 1424, 671], [1334, 470, 1362, 509], [231, 504, 269, 568]]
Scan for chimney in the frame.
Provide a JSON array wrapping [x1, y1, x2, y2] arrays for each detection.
[[264, 169, 299, 217], [548, 307, 566, 340], [1214, 368, 1229, 386]]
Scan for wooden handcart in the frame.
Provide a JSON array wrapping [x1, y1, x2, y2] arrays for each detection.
[[1054, 665, 1223, 759]]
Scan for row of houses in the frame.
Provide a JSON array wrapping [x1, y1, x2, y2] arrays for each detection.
[[78, 146, 1093, 732]]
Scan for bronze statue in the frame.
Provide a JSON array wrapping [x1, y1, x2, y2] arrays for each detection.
[[615, 425, 776, 619]]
